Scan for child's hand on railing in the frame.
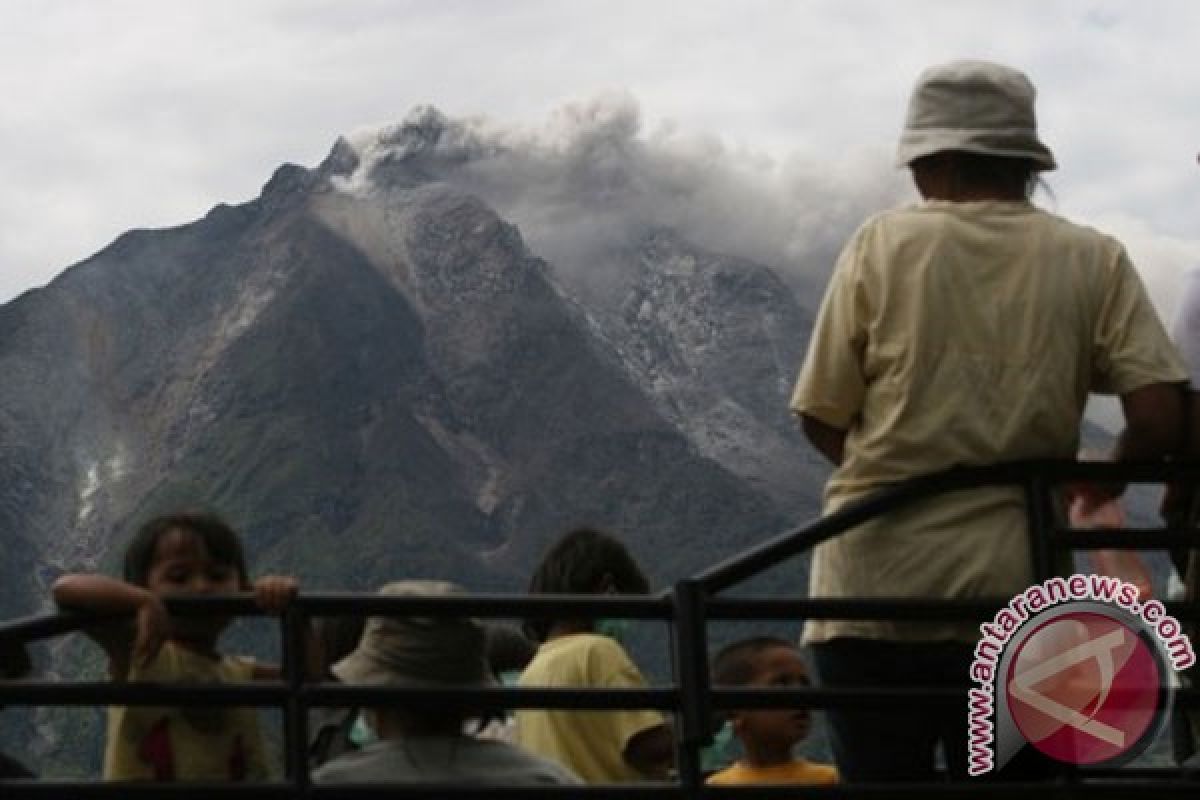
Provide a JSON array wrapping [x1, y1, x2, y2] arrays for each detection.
[[253, 576, 299, 614], [133, 592, 170, 667]]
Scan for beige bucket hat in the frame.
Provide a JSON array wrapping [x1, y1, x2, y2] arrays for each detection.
[[895, 59, 1057, 171], [332, 580, 492, 688]]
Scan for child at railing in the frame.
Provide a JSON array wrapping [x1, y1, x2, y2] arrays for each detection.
[[516, 527, 673, 782], [311, 580, 579, 786], [706, 637, 837, 787], [51, 511, 298, 781]]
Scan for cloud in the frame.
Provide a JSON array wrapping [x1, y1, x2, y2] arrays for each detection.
[[337, 92, 909, 304], [3, 0, 1200, 308]]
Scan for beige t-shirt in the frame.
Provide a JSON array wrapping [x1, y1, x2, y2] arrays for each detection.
[[791, 200, 1186, 642], [515, 634, 665, 783]]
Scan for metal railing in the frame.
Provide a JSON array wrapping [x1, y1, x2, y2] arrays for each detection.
[[3, 459, 1200, 798]]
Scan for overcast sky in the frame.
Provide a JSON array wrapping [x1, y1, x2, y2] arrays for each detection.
[[3, 0, 1199, 313]]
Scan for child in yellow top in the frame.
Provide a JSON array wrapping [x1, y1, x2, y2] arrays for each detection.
[[706, 637, 838, 786], [53, 511, 298, 781], [516, 528, 673, 783]]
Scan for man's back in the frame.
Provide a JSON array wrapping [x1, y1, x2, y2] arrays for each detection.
[[792, 199, 1184, 641]]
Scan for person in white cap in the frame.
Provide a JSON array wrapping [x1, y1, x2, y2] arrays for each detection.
[[311, 580, 580, 786], [790, 59, 1186, 781]]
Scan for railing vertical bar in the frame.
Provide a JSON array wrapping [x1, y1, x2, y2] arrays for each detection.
[[1024, 473, 1057, 584], [282, 604, 310, 798], [671, 579, 709, 798], [1023, 473, 1084, 791]]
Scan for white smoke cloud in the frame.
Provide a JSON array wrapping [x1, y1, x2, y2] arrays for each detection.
[[336, 91, 912, 302]]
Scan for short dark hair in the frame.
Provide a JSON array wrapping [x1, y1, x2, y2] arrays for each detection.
[[123, 512, 249, 587], [525, 527, 649, 641], [911, 150, 1041, 201], [712, 636, 798, 687]]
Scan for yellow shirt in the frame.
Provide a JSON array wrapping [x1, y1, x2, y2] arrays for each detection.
[[104, 641, 270, 781], [707, 758, 839, 785], [515, 634, 665, 783], [791, 201, 1187, 642]]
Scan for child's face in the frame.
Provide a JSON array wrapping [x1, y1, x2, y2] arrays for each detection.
[[732, 645, 812, 752], [146, 528, 242, 640]]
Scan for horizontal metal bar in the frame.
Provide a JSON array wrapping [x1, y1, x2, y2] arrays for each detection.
[[0, 785, 692, 800], [6, 780, 1200, 800], [1055, 529, 1200, 548], [312, 788, 683, 800], [0, 683, 677, 710], [709, 596, 1200, 621], [0, 786, 298, 800], [9, 681, 1199, 712], [708, 686, 1200, 710], [0, 594, 673, 644], [0, 682, 291, 706], [705, 596, 1008, 620], [295, 593, 672, 618], [302, 685, 679, 710]]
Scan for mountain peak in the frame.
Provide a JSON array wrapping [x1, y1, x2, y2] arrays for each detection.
[[328, 105, 497, 195]]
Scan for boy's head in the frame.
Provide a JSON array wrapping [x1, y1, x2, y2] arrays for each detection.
[[123, 512, 250, 589], [525, 527, 649, 641], [712, 637, 812, 755]]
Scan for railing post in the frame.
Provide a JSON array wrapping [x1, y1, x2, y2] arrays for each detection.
[[671, 579, 710, 798], [1024, 471, 1058, 583], [281, 603, 310, 798]]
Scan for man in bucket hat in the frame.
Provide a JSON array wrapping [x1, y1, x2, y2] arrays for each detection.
[[312, 580, 579, 785], [790, 59, 1185, 781]]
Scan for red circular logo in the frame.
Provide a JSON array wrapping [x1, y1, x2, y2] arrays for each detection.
[[1005, 611, 1164, 765]]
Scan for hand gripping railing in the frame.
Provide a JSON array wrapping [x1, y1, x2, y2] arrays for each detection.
[[4, 459, 1200, 798]]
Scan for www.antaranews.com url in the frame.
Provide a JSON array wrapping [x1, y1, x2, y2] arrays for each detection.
[[966, 573, 1195, 776]]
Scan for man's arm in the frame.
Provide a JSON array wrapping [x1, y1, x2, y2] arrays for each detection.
[[801, 413, 848, 467], [1113, 382, 1185, 462], [623, 722, 674, 778], [1079, 382, 1186, 511]]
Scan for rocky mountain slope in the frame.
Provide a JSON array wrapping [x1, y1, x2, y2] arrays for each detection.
[[0, 110, 827, 636]]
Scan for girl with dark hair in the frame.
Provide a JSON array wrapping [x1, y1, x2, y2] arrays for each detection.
[[515, 527, 672, 783], [52, 511, 299, 781]]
